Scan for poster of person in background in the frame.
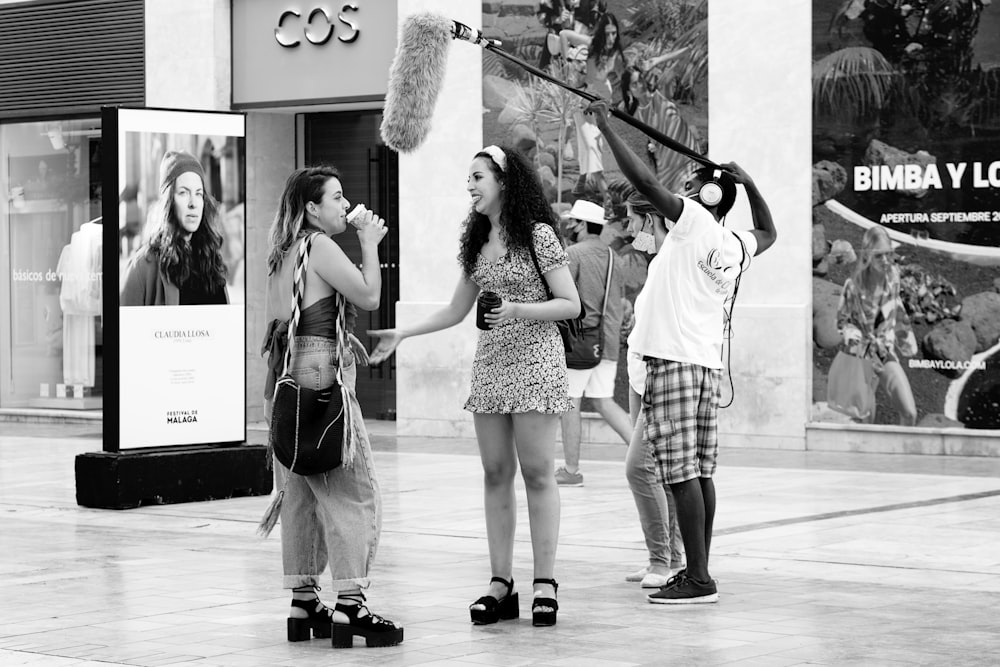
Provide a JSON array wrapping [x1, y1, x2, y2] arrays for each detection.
[[119, 130, 245, 305], [481, 0, 709, 409], [482, 0, 707, 212], [811, 0, 1000, 430], [114, 108, 246, 449]]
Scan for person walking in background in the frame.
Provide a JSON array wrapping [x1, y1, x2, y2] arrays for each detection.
[[619, 193, 686, 589], [836, 225, 918, 426], [588, 99, 776, 604], [556, 198, 631, 487], [120, 150, 228, 306], [368, 146, 580, 627], [259, 166, 403, 648]]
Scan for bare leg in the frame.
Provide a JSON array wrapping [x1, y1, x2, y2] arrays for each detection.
[[593, 396, 633, 443], [558, 397, 584, 473], [472, 413, 518, 602], [512, 411, 561, 609], [879, 360, 917, 426]]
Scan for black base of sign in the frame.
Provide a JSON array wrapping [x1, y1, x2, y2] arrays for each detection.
[[75, 444, 272, 509]]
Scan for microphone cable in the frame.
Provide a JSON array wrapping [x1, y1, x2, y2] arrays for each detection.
[[719, 222, 749, 409]]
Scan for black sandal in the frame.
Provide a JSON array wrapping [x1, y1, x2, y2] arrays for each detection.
[[331, 592, 404, 648], [287, 594, 333, 641], [531, 578, 559, 627], [469, 576, 519, 625]]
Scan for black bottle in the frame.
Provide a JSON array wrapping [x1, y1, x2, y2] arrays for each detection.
[[476, 291, 502, 330]]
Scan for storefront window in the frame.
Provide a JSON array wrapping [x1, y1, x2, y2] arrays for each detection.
[[1, 118, 103, 410]]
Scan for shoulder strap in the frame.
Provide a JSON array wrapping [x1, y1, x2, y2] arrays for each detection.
[[526, 228, 555, 299], [600, 247, 613, 320], [280, 233, 320, 376]]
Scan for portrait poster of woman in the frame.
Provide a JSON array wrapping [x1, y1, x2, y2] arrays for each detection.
[[111, 108, 247, 449], [119, 131, 245, 306]]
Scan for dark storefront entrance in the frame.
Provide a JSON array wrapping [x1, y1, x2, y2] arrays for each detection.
[[304, 111, 398, 419]]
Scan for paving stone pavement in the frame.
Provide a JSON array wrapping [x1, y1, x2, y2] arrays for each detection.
[[1, 421, 999, 666]]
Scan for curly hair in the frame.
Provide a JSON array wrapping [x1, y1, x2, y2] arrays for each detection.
[[148, 175, 227, 289], [266, 166, 342, 275], [458, 146, 561, 277]]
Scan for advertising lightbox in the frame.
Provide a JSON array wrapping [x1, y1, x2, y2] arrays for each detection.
[[103, 108, 247, 449], [811, 1, 1000, 431]]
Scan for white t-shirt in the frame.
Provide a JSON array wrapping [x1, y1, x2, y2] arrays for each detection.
[[628, 197, 757, 370]]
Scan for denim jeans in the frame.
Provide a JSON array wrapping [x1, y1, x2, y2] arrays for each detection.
[[624, 409, 685, 569], [269, 335, 381, 591]]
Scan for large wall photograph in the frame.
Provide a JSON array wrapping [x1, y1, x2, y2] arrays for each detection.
[[811, 0, 1000, 429], [481, 0, 709, 407]]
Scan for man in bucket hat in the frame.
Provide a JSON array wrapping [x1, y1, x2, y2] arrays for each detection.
[[556, 199, 632, 487]]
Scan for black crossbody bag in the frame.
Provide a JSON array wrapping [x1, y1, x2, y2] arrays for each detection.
[[564, 247, 613, 369], [527, 235, 585, 353]]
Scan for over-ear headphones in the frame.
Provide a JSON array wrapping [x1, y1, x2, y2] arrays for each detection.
[[699, 169, 724, 207]]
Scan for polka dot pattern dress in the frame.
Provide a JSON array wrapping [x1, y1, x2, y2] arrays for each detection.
[[464, 224, 573, 415]]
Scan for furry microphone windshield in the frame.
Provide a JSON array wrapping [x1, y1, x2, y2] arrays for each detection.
[[380, 13, 718, 169], [380, 13, 455, 153]]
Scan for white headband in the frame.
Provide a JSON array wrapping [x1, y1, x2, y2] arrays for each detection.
[[480, 145, 507, 172]]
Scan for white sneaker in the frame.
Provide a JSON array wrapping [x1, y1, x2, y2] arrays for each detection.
[[640, 572, 670, 588], [640, 567, 683, 589], [625, 566, 649, 583]]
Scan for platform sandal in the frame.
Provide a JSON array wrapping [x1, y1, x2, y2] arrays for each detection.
[[287, 593, 333, 641], [469, 576, 519, 625], [531, 578, 559, 627], [331, 592, 404, 648]]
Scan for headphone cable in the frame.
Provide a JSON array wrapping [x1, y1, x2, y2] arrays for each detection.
[[719, 224, 748, 409]]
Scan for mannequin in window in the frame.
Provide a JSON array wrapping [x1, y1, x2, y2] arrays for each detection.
[[57, 217, 102, 387]]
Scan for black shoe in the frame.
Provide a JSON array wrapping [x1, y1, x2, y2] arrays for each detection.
[[531, 578, 559, 627], [331, 593, 404, 648], [469, 576, 519, 625], [647, 573, 718, 605], [661, 567, 686, 589], [287, 595, 333, 641]]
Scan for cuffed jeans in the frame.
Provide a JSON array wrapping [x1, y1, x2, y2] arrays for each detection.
[[624, 409, 685, 570], [270, 336, 381, 591]]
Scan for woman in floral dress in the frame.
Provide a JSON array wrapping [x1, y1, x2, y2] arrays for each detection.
[[369, 146, 580, 627]]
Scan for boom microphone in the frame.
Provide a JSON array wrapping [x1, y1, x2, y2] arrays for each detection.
[[451, 20, 502, 48], [381, 13, 718, 169], [380, 13, 455, 153]]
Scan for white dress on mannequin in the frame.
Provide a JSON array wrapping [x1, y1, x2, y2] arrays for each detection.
[[57, 219, 102, 387]]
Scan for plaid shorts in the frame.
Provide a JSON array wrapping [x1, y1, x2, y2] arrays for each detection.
[[641, 358, 722, 485]]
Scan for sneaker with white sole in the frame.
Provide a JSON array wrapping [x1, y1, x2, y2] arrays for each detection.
[[625, 566, 649, 583], [554, 467, 583, 487], [647, 573, 718, 604], [640, 565, 686, 588]]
